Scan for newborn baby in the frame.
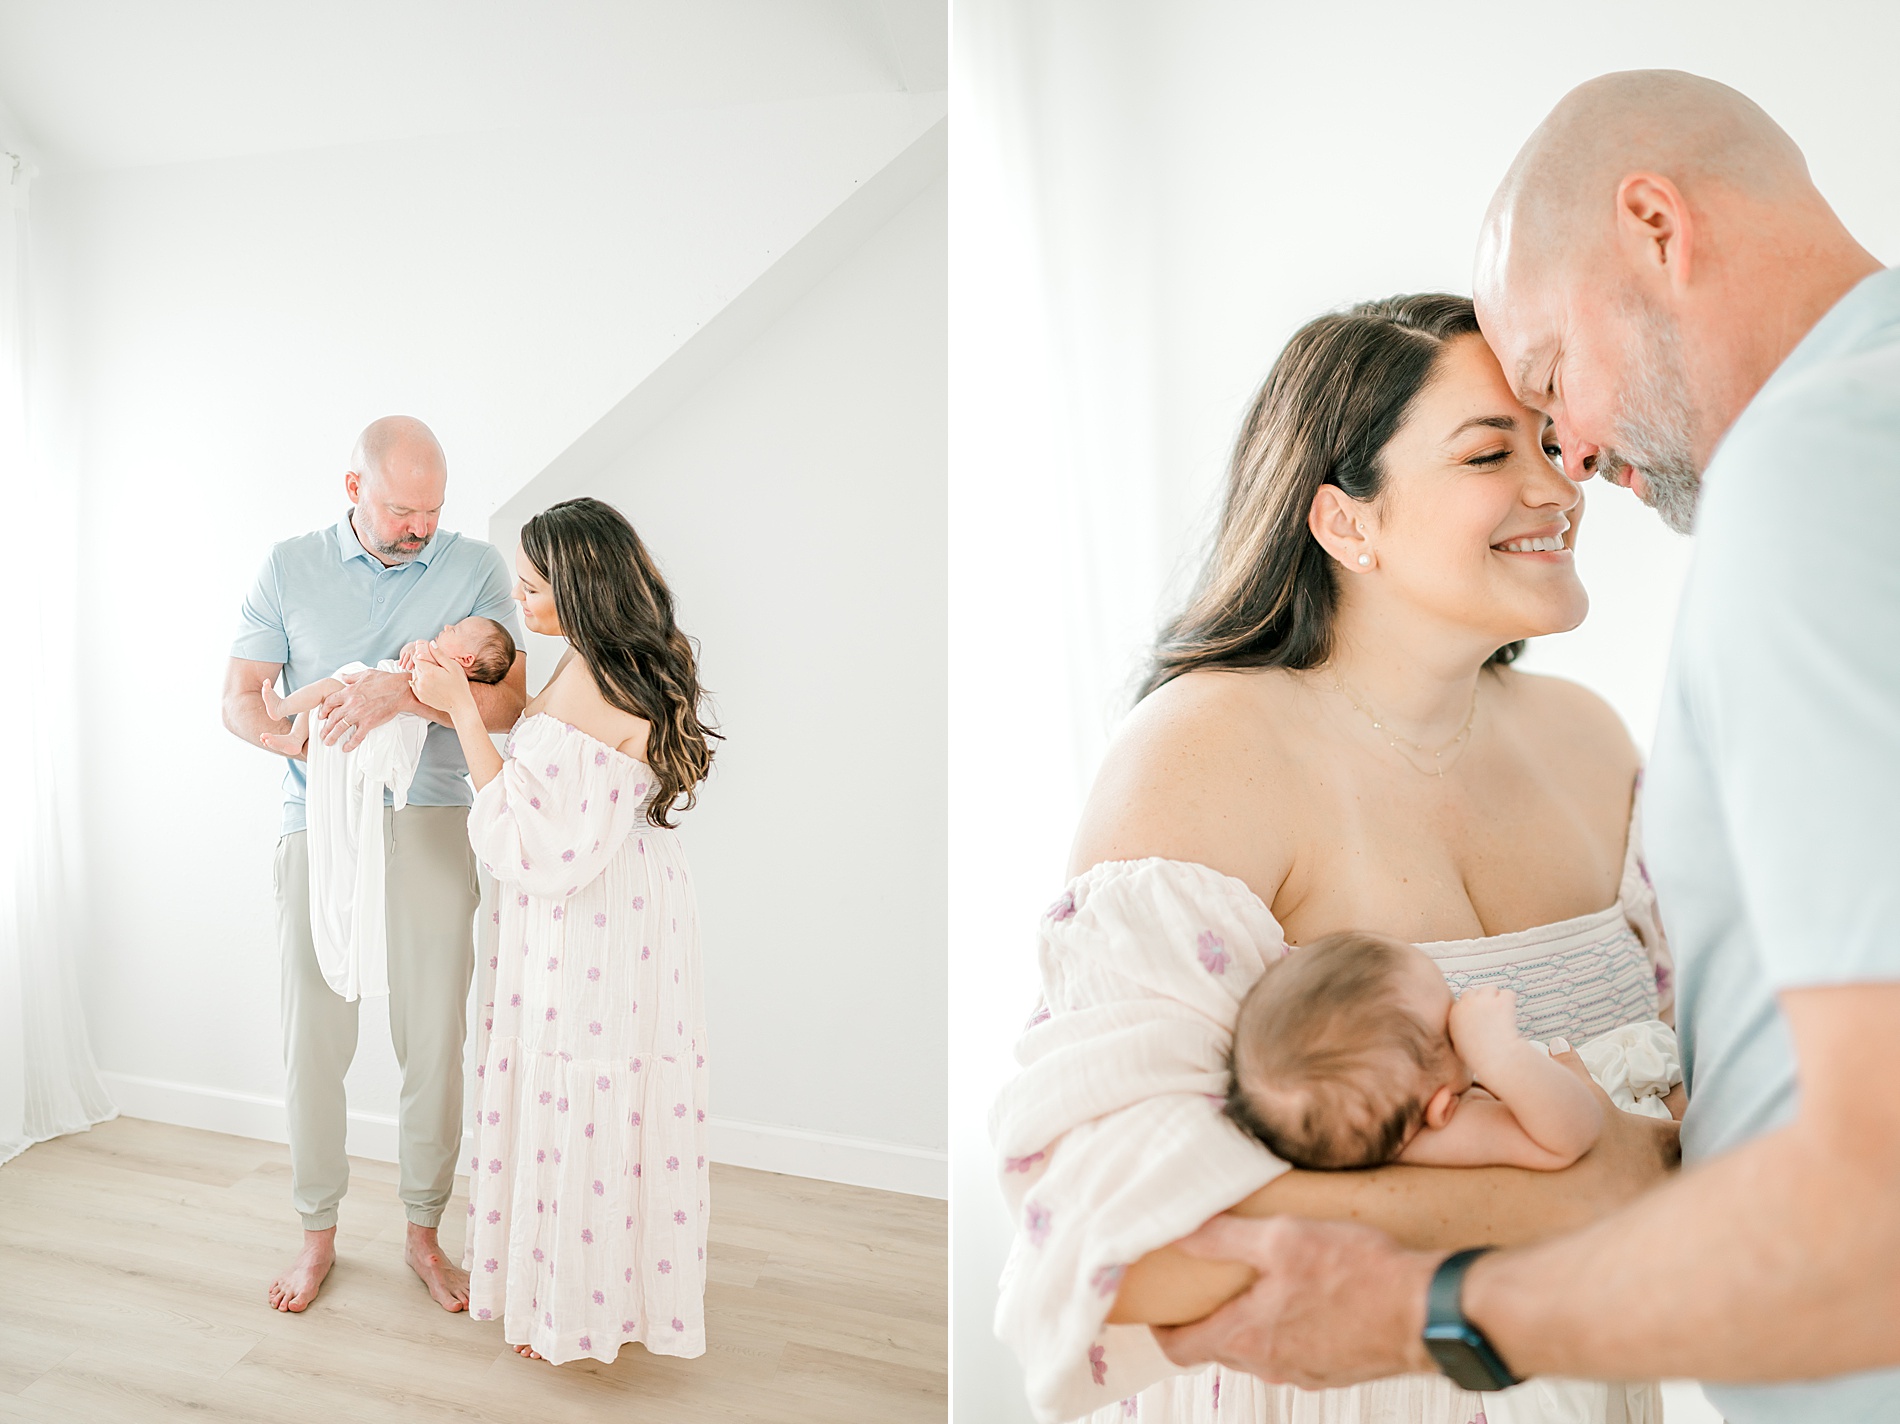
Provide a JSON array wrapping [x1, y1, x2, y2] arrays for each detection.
[[1227, 929, 1614, 1171], [255, 615, 517, 1003], [257, 615, 516, 753]]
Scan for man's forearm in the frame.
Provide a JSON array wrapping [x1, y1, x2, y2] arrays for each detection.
[[468, 675, 526, 732], [1468, 1118, 1900, 1382], [223, 692, 294, 753]]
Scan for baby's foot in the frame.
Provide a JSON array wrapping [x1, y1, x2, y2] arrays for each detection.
[[260, 676, 284, 719], [260, 730, 307, 755]]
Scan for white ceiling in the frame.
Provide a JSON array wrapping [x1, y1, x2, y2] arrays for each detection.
[[0, 0, 946, 172]]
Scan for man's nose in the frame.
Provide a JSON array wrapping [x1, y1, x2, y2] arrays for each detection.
[[1560, 431, 1600, 484]]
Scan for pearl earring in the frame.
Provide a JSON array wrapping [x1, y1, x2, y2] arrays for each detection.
[[1357, 554, 1371, 567]]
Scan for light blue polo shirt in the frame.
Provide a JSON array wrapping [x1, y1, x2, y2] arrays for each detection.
[[1645, 267, 1900, 1423], [232, 512, 525, 835]]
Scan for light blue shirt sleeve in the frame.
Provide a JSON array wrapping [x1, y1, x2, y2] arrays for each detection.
[[1687, 360, 1900, 989], [469, 542, 526, 646], [231, 550, 291, 664]]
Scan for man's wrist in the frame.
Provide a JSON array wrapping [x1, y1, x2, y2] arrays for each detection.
[[1451, 1247, 1529, 1379], [1421, 1248, 1523, 1391]]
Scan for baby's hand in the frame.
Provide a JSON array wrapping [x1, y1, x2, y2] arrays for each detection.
[[1449, 985, 1522, 1066], [397, 640, 421, 670]]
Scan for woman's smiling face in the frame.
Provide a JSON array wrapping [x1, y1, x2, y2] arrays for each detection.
[[1346, 332, 1588, 649], [514, 548, 561, 637]]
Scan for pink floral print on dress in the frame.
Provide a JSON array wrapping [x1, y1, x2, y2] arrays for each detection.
[[1197, 930, 1230, 975]]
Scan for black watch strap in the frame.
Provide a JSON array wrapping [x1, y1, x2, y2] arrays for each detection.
[[1421, 1247, 1521, 1392]]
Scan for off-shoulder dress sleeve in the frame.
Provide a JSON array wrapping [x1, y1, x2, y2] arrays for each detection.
[[469, 717, 653, 900], [990, 858, 1290, 1424], [1624, 776, 1677, 1024]]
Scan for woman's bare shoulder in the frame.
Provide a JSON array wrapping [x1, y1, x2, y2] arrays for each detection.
[[1067, 667, 1304, 893], [535, 656, 651, 759], [1493, 667, 1641, 798]]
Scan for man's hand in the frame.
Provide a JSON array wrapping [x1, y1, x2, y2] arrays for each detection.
[[316, 669, 418, 753], [1153, 1217, 1441, 1388]]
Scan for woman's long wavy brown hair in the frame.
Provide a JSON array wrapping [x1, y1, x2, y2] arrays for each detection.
[[1144, 293, 1522, 697], [521, 498, 719, 827]]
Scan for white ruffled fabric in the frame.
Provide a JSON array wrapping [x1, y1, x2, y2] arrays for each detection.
[[1548, 1021, 1680, 1122], [993, 803, 1675, 1424], [303, 659, 431, 1001], [462, 714, 709, 1364]]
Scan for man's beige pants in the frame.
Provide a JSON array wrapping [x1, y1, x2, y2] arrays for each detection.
[[274, 805, 478, 1231]]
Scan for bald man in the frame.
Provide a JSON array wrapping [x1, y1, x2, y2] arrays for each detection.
[[1151, 73, 1900, 1422], [223, 416, 526, 1316]]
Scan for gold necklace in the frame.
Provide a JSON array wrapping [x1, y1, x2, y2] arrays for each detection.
[[1332, 676, 1478, 778]]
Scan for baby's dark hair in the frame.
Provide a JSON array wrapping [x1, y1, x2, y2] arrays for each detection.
[[465, 618, 517, 684], [1225, 930, 1448, 1170]]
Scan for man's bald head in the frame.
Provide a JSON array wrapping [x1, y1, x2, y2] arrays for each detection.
[[1473, 71, 1877, 535], [350, 414, 447, 492], [346, 415, 448, 566], [1481, 69, 1813, 290]]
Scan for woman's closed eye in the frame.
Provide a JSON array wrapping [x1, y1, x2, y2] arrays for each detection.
[[1465, 440, 1563, 468]]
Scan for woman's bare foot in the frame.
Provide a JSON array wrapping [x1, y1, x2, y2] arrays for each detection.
[[268, 1228, 336, 1312], [405, 1222, 470, 1312], [512, 1343, 545, 1361]]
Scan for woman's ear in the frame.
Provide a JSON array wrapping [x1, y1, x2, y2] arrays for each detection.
[[1422, 1083, 1461, 1131], [1307, 484, 1376, 572]]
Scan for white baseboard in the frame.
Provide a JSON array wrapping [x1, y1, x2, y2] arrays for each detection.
[[707, 1117, 947, 1199], [96, 1071, 945, 1199]]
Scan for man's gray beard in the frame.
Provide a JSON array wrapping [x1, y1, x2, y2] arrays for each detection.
[[353, 514, 425, 564], [1598, 304, 1703, 535]]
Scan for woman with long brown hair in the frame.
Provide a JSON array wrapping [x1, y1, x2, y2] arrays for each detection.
[[410, 496, 718, 1367], [992, 296, 1683, 1423]]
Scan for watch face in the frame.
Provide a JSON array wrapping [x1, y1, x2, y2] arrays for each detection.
[[1423, 1328, 1515, 1393]]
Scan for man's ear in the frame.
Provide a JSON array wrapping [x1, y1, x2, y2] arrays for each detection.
[[1307, 483, 1375, 571], [1422, 1084, 1461, 1131], [1616, 173, 1694, 291]]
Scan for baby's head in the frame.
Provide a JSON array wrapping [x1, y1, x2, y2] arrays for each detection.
[[432, 616, 517, 684], [1226, 930, 1464, 1170]]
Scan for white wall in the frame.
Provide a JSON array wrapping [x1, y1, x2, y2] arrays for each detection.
[[950, 3, 1900, 1417], [38, 90, 942, 1177], [499, 171, 949, 1191]]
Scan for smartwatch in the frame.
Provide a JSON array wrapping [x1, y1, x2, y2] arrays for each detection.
[[1421, 1247, 1521, 1392]]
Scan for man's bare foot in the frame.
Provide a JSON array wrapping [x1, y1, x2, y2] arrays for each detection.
[[405, 1222, 470, 1312], [512, 1343, 545, 1361], [268, 1228, 336, 1313]]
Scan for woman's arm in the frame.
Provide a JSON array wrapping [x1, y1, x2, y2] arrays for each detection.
[[1110, 1062, 1679, 1326], [409, 643, 505, 789]]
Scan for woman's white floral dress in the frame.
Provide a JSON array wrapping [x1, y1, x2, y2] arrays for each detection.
[[461, 713, 709, 1364]]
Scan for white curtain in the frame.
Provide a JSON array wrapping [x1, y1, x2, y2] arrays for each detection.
[[0, 146, 114, 1165], [949, 5, 1180, 1419]]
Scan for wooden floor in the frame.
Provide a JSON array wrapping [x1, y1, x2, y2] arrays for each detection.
[[0, 1116, 946, 1422]]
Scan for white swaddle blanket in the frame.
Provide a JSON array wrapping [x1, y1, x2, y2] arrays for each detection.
[[304, 660, 432, 1001], [1534, 1019, 1680, 1120], [991, 858, 1680, 1424]]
